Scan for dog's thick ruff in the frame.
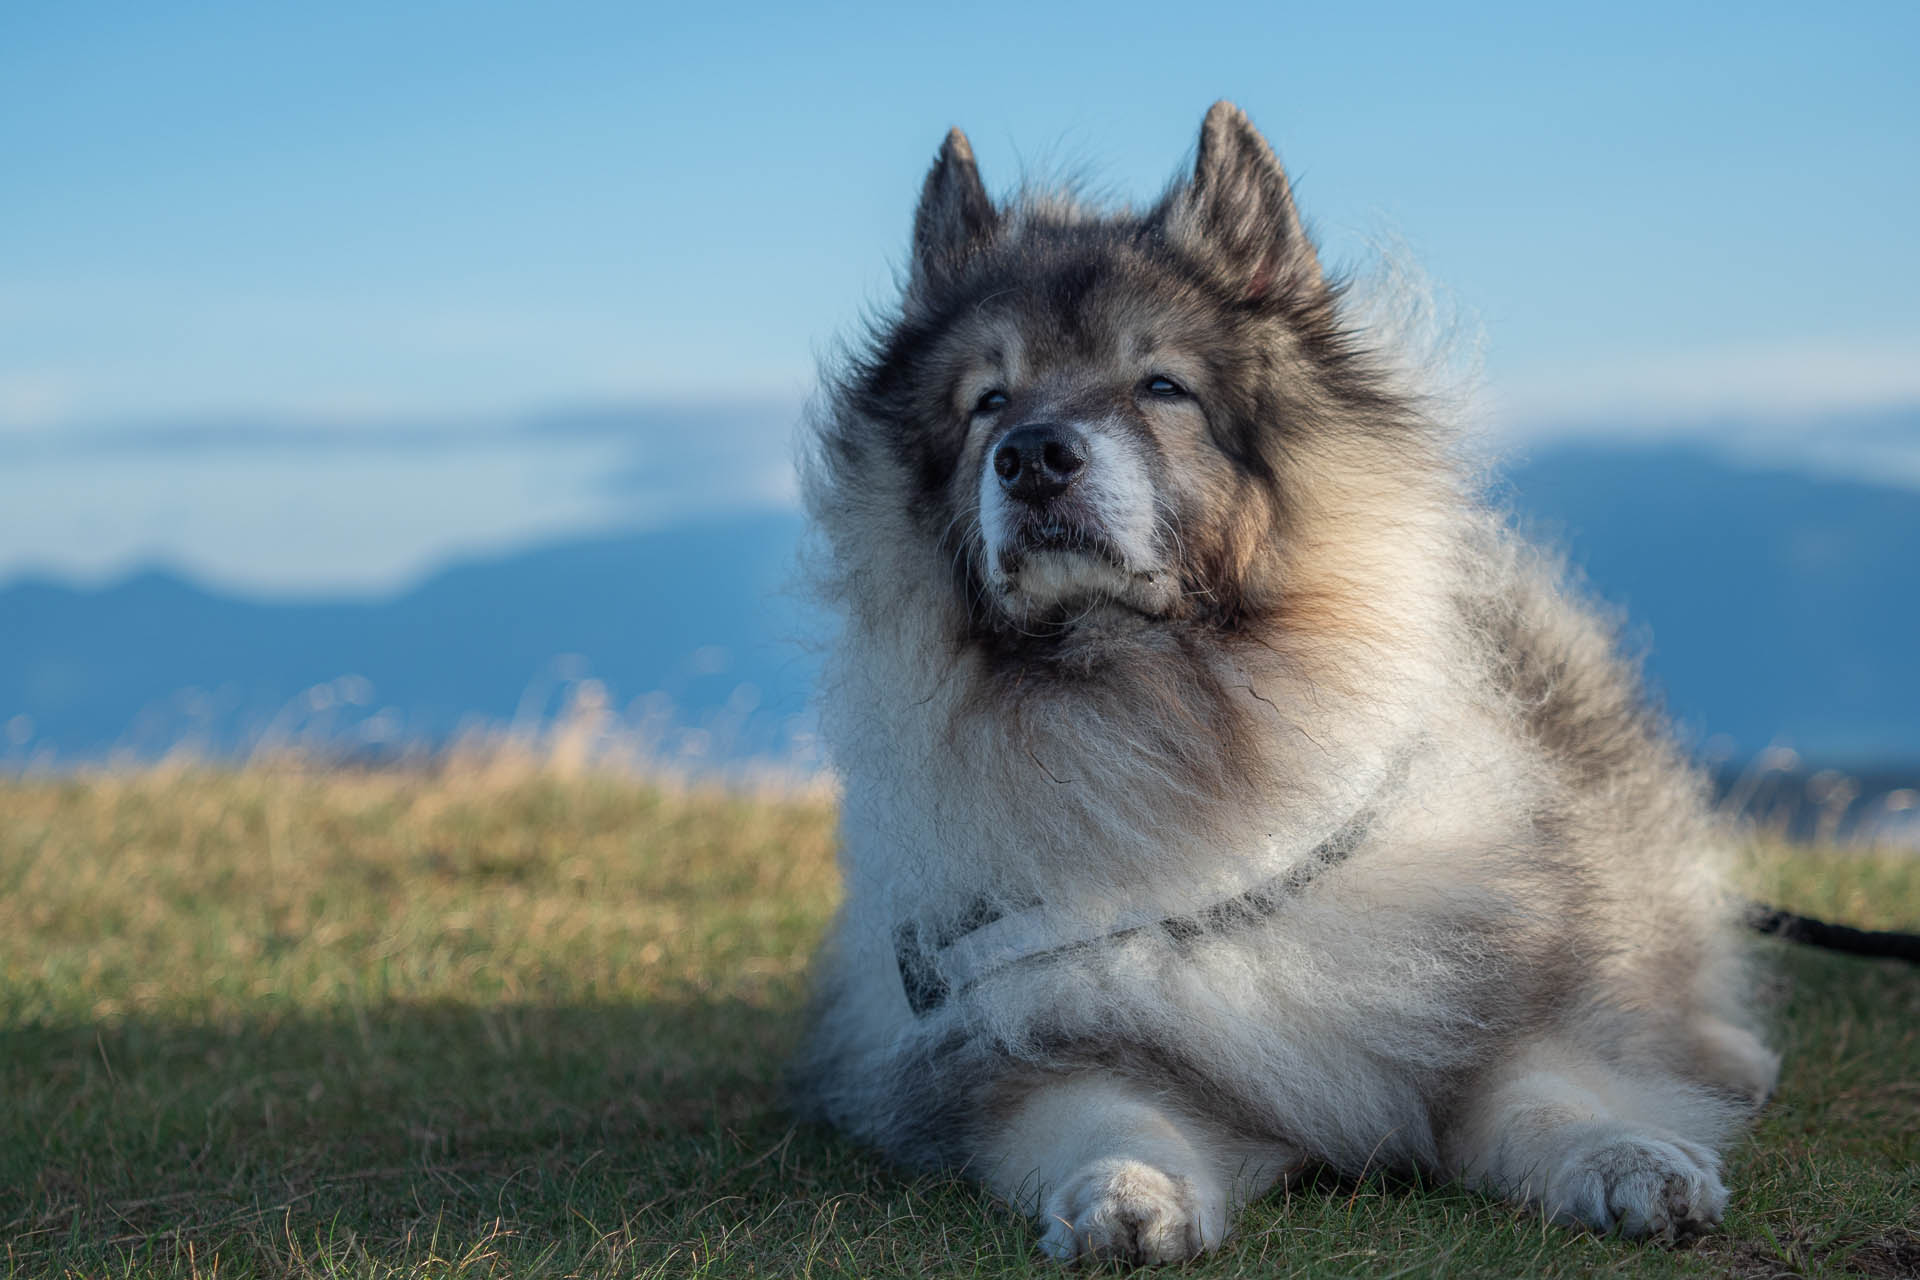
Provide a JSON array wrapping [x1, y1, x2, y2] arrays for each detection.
[[791, 101, 1777, 1263]]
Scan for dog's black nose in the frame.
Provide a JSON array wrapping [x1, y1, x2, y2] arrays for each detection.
[[992, 424, 1086, 502]]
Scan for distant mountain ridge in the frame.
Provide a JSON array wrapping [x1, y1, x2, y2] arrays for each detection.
[[1, 512, 817, 764], [1500, 443, 1918, 764], [3, 443, 1916, 769]]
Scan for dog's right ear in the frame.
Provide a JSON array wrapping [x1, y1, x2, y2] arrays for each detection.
[[911, 128, 997, 294]]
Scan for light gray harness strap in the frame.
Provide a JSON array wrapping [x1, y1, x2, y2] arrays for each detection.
[[893, 754, 1408, 1017]]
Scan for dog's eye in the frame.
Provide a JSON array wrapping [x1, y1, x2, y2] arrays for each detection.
[[973, 389, 1009, 414], [1144, 376, 1186, 398]]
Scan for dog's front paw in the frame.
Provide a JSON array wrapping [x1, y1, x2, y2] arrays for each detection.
[[1037, 1157, 1224, 1265], [1540, 1127, 1728, 1239]]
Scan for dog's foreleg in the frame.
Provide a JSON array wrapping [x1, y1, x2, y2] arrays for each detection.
[[980, 1073, 1295, 1265], [1444, 1043, 1730, 1238]]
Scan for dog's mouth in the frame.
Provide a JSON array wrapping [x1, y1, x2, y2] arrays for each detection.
[[996, 518, 1131, 577], [984, 509, 1170, 621]]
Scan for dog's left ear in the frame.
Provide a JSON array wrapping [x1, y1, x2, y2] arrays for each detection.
[[911, 127, 998, 296], [1163, 102, 1323, 303]]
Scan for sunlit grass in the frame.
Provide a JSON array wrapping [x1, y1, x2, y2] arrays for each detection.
[[1, 767, 1914, 1278], [1737, 840, 1920, 935]]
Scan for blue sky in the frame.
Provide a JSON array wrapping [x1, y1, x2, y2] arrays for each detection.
[[2, 2, 1917, 590]]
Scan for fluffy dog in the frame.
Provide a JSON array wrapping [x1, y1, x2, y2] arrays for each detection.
[[791, 101, 1778, 1264]]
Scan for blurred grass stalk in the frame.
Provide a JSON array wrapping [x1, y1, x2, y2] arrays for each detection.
[[8, 673, 1916, 852]]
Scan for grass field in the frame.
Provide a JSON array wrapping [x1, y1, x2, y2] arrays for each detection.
[[1, 768, 1915, 1279]]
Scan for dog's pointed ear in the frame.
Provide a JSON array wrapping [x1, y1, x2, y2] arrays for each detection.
[[912, 127, 997, 293], [1163, 102, 1322, 303]]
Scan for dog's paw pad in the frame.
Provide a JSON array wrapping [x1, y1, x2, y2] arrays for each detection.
[[1544, 1130, 1728, 1239], [1038, 1157, 1222, 1265]]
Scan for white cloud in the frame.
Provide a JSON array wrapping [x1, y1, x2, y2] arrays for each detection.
[[1478, 336, 1920, 493], [0, 398, 806, 596], [0, 441, 632, 597], [1490, 334, 1920, 435]]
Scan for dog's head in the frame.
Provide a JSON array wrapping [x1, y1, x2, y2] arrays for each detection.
[[822, 103, 1420, 646]]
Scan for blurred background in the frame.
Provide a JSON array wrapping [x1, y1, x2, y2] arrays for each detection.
[[3, 2, 1916, 838]]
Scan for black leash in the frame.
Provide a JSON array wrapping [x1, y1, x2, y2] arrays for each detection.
[[1746, 904, 1920, 965]]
